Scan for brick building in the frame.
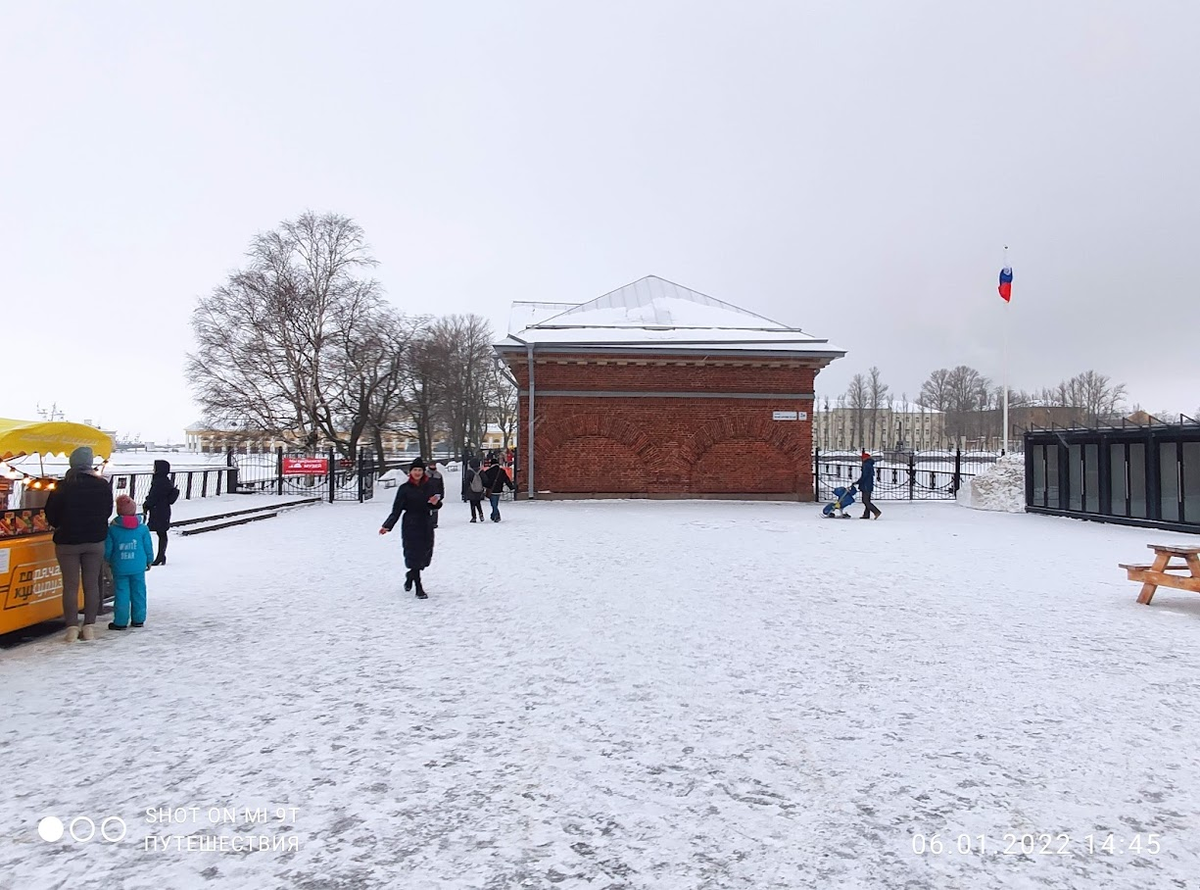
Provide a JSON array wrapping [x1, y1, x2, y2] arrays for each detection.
[[495, 276, 845, 500]]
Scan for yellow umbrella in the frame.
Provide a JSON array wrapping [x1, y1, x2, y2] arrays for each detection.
[[0, 418, 115, 462]]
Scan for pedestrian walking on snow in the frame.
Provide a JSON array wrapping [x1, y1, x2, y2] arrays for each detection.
[[858, 451, 882, 519], [462, 458, 486, 523], [479, 456, 515, 522], [426, 459, 445, 529], [43, 447, 113, 642], [105, 495, 154, 630], [142, 459, 180, 565], [379, 458, 442, 599]]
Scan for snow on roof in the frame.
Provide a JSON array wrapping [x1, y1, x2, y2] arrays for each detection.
[[539, 276, 788, 329], [508, 301, 580, 334], [502, 275, 845, 357]]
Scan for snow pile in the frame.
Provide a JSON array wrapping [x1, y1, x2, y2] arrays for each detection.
[[964, 453, 1026, 512]]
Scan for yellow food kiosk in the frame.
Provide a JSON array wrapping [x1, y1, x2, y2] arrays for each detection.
[[0, 418, 114, 636]]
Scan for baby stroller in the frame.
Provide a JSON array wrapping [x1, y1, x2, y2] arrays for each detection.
[[822, 484, 858, 519]]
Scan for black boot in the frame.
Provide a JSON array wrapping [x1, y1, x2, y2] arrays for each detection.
[[414, 571, 428, 599], [404, 569, 414, 592]]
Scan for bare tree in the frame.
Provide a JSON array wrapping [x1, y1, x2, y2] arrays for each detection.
[[491, 366, 519, 451], [1070, 370, 1127, 425], [427, 314, 496, 456], [395, 317, 445, 458], [918, 368, 953, 411], [188, 211, 382, 451], [866, 366, 889, 451], [845, 374, 868, 449], [945, 365, 992, 444], [1036, 371, 1126, 426]]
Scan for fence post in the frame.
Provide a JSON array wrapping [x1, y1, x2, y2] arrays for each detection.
[[953, 448, 962, 495], [129, 474, 138, 503], [201, 469, 208, 498], [276, 447, 284, 496], [908, 452, 916, 500], [186, 472, 194, 500], [216, 468, 223, 496], [328, 448, 335, 504], [813, 447, 820, 501]]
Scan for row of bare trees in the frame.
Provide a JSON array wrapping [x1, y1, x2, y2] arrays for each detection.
[[823, 364, 1132, 450], [187, 212, 516, 459]]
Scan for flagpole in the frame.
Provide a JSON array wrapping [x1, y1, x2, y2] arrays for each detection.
[[1002, 245, 1009, 456]]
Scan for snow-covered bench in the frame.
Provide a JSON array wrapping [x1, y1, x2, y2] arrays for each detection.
[[1119, 544, 1200, 605]]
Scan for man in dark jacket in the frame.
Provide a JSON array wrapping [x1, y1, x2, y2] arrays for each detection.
[[43, 447, 114, 641], [858, 451, 882, 519], [479, 457, 514, 522], [142, 460, 180, 565], [378, 458, 442, 599]]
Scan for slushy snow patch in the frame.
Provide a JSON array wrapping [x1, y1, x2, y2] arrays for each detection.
[[963, 453, 1026, 512]]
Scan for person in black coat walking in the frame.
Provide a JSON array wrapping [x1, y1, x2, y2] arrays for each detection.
[[857, 451, 882, 519], [43, 447, 114, 641], [461, 458, 486, 523], [426, 460, 445, 529], [378, 458, 442, 598], [142, 460, 180, 565], [479, 456, 515, 522]]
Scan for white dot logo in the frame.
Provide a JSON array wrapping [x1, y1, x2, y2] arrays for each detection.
[[38, 817, 64, 842]]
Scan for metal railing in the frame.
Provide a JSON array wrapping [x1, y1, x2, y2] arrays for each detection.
[[814, 449, 996, 501]]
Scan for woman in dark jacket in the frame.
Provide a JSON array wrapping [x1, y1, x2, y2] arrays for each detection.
[[43, 446, 114, 641], [142, 460, 180, 565], [378, 458, 442, 599]]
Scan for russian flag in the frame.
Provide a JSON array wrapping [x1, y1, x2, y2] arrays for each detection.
[[998, 266, 1013, 303]]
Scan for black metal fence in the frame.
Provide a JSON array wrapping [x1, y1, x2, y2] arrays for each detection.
[[1025, 421, 1200, 532], [110, 466, 234, 504], [814, 449, 996, 501], [232, 449, 378, 503]]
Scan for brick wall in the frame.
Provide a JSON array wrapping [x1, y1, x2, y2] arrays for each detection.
[[508, 354, 825, 499]]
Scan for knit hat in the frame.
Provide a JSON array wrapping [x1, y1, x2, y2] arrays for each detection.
[[69, 446, 94, 470], [489, 456, 500, 466], [116, 494, 137, 516], [409, 458, 426, 471], [861, 451, 871, 460]]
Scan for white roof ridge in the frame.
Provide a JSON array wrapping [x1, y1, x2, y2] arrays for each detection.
[[532, 275, 796, 331]]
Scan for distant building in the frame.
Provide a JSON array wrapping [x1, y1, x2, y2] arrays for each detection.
[[814, 405, 947, 452], [184, 423, 411, 454]]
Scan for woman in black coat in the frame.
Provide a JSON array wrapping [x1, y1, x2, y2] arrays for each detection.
[[378, 458, 442, 599], [142, 460, 180, 565]]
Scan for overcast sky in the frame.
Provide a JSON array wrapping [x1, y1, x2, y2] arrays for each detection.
[[3, 1, 1197, 441]]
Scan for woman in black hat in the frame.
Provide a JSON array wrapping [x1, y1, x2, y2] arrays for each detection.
[[378, 458, 442, 598]]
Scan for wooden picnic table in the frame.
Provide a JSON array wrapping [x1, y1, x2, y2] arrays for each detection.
[[1119, 544, 1200, 605]]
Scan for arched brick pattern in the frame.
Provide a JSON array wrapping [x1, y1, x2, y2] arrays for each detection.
[[686, 415, 807, 494]]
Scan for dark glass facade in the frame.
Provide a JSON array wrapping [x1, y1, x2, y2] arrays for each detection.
[[1026, 423, 1200, 532]]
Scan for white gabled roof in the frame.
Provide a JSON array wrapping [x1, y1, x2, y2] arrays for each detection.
[[501, 275, 845, 357], [537, 276, 789, 330]]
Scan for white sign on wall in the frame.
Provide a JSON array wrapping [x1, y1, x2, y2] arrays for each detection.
[[772, 411, 799, 421]]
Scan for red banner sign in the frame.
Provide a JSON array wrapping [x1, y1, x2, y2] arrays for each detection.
[[282, 457, 329, 475]]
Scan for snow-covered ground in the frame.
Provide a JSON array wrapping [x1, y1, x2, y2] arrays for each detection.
[[1, 500, 1198, 889]]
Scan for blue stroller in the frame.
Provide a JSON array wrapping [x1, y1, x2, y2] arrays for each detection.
[[822, 484, 858, 518]]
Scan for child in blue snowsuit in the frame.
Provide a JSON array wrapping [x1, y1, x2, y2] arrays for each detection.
[[105, 494, 155, 630]]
